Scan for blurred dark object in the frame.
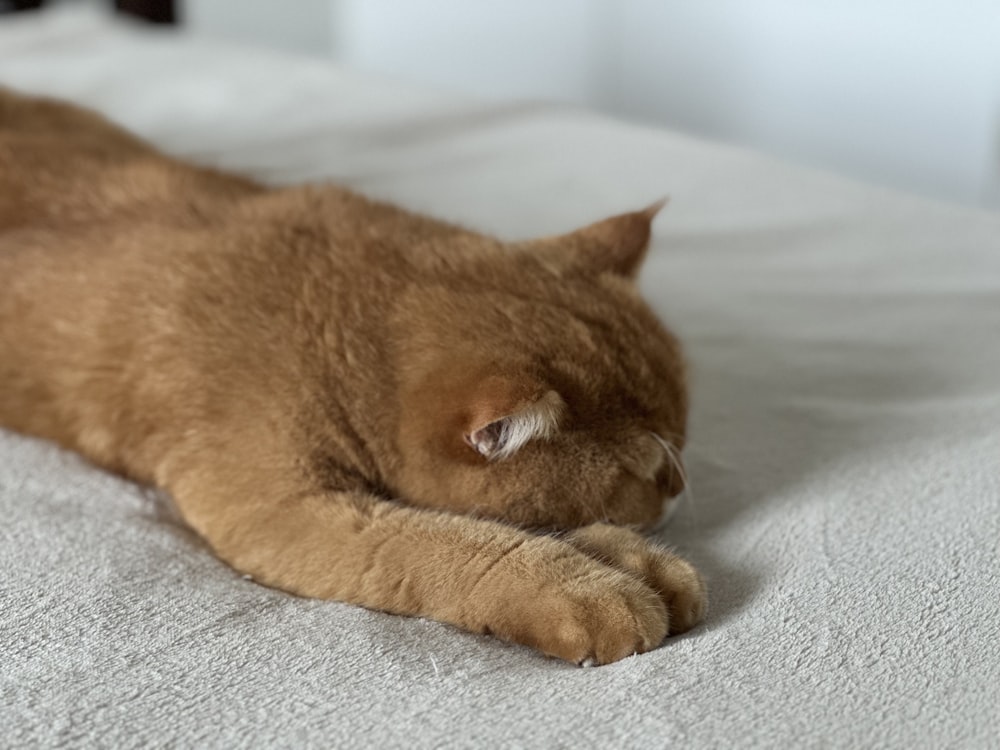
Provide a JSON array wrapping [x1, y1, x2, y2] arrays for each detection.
[[0, 0, 175, 23], [115, 0, 174, 24], [2, 0, 45, 12]]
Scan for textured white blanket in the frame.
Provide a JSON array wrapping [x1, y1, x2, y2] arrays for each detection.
[[2, 9, 998, 748]]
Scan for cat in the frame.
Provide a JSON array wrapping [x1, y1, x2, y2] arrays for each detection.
[[0, 87, 706, 666]]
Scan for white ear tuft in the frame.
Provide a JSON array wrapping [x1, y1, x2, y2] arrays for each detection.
[[466, 391, 564, 461]]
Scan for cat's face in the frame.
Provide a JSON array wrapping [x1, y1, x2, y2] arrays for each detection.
[[394, 204, 688, 529]]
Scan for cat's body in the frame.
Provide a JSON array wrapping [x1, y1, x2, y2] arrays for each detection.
[[0, 88, 705, 665]]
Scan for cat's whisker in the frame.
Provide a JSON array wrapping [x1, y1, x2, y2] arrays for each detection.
[[597, 492, 611, 524], [650, 432, 699, 529], [650, 432, 688, 491], [668, 444, 693, 500], [670, 451, 699, 526]]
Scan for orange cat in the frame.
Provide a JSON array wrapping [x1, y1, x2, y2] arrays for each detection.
[[0, 88, 705, 665]]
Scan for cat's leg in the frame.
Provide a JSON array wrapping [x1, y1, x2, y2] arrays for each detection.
[[171, 479, 669, 665], [563, 523, 707, 635]]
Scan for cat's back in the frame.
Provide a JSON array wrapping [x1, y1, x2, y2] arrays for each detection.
[[0, 88, 261, 236], [0, 137, 259, 235]]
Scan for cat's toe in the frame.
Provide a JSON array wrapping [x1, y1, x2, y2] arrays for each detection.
[[563, 524, 708, 636], [642, 552, 707, 634], [574, 575, 669, 665], [520, 571, 668, 666]]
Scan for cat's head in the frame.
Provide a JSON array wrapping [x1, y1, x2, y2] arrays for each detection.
[[393, 202, 688, 529]]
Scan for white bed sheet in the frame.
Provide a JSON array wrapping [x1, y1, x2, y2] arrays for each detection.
[[1, 8, 998, 749]]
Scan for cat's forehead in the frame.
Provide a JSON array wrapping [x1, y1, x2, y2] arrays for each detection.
[[549, 341, 684, 428], [574, 311, 684, 425]]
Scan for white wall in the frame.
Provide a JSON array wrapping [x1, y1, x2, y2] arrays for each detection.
[[332, 0, 612, 106], [611, 1, 1000, 210], [181, 0, 1000, 210], [182, 0, 333, 57]]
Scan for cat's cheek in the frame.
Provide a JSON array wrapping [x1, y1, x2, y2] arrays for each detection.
[[602, 478, 665, 529]]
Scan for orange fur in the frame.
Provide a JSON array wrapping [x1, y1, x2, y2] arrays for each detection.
[[0, 88, 705, 665]]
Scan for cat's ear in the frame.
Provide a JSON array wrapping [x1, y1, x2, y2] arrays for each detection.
[[464, 387, 565, 461], [534, 199, 666, 279]]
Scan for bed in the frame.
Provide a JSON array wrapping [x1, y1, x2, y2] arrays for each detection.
[[2, 8, 998, 748]]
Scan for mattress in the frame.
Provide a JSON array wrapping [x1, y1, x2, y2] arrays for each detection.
[[2, 8, 998, 749]]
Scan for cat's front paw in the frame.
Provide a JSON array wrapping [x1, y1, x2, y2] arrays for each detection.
[[469, 538, 669, 665], [522, 569, 669, 666], [637, 546, 706, 635], [565, 523, 707, 635]]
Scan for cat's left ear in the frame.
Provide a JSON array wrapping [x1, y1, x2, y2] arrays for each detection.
[[533, 199, 667, 279], [464, 386, 565, 461]]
